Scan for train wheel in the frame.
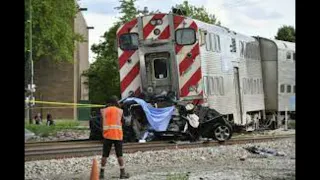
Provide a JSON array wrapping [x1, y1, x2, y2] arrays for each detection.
[[213, 123, 232, 142]]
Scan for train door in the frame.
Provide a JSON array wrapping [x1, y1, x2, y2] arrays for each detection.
[[233, 67, 243, 124], [145, 52, 172, 94]]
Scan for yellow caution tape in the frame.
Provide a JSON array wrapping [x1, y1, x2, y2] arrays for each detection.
[[26, 106, 96, 110], [25, 100, 105, 107]]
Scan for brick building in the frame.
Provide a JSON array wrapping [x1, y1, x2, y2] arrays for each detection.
[[33, 10, 90, 120]]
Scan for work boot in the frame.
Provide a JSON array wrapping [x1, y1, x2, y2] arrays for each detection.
[[120, 168, 130, 179], [99, 169, 104, 179]]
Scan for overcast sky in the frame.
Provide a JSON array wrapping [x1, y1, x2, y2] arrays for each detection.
[[77, 0, 295, 63]]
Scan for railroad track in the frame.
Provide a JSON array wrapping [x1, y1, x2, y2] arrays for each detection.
[[25, 134, 295, 161]]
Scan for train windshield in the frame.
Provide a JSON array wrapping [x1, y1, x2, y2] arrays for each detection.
[[175, 28, 196, 45], [119, 33, 139, 50]]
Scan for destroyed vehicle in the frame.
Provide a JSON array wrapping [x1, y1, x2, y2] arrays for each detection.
[[89, 93, 233, 143], [120, 92, 233, 142]]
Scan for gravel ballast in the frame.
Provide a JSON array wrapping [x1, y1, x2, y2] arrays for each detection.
[[25, 136, 295, 180]]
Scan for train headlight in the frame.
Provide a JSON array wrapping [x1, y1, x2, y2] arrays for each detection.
[[154, 28, 161, 35], [150, 20, 157, 26], [156, 19, 163, 25], [186, 103, 195, 111]]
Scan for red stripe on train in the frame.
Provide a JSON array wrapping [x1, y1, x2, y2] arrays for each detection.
[[119, 50, 136, 69], [175, 44, 183, 54], [188, 21, 198, 31], [158, 26, 170, 39], [179, 43, 200, 75], [143, 14, 166, 39], [134, 87, 141, 96], [117, 19, 138, 37], [180, 68, 202, 97], [173, 16, 185, 29], [120, 62, 140, 93]]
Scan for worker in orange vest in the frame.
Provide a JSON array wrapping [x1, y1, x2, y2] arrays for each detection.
[[99, 96, 130, 179]]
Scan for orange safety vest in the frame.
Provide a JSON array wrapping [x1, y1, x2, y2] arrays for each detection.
[[101, 106, 123, 140]]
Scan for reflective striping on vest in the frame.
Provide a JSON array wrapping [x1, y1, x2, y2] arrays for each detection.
[[103, 125, 122, 130]]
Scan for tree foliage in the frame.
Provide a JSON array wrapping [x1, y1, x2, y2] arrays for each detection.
[[83, 0, 138, 104], [24, 0, 83, 63], [174, 1, 220, 25], [275, 25, 295, 42], [115, 0, 138, 23]]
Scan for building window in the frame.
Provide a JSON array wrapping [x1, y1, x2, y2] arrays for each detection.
[[286, 52, 291, 60], [175, 28, 196, 45], [293, 52, 295, 60], [287, 85, 291, 93], [293, 85, 295, 93], [280, 84, 285, 93]]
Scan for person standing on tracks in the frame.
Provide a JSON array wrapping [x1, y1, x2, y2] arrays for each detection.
[[99, 95, 130, 179]]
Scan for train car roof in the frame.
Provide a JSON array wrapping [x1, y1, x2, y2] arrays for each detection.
[[271, 39, 295, 51], [193, 19, 257, 42]]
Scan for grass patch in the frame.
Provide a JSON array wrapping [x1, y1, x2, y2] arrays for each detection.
[[25, 120, 82, 137], [166, 173, 189, 180]]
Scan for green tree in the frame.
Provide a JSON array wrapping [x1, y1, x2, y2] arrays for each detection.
[[115, 0, 138, 23], [275, 25, 295, 42], [174, 1, 220, 25], [83, 24, 121, 104], [24, 0, 83, 63], [83, 0, 139, 104]]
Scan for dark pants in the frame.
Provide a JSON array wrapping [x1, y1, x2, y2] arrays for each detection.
[[102, 139, 123, 157]]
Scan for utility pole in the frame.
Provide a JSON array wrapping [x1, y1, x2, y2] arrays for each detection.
[[28, 0, 34, 124]]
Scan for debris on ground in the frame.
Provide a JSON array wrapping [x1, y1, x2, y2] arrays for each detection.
[[25, 137, 295, 180], [244, 145, 286, 157]]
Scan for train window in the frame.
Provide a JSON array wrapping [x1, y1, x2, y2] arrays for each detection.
[[287, 85, 291, 93], [286, 52, 291, 60], [203, 76, 209, 96], [153, 58, 168, 79], [253, 79, 257, 94], [293, 85, 296, 93], [293, 52, 296, 60], [244, 78, 248, 94], [240, 41, 244, 58], [280, 84, 285, 93], [205, 33, 211, 51], [260, 79, 263, 94], [216, 35, 221, 52], [119, 33, 139, 50], [230, 38, 237, 53], [214, 77, 219, 95], [209, 77, 214, 95], [249, 79, 253, 94], [176, 28, 196, 45], [210, 33, 216, 52], [219, 76, 224, 95], [199, 29, 206, 46]]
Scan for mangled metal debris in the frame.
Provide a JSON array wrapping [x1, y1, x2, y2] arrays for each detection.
[[244, 145, 286, 157]]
